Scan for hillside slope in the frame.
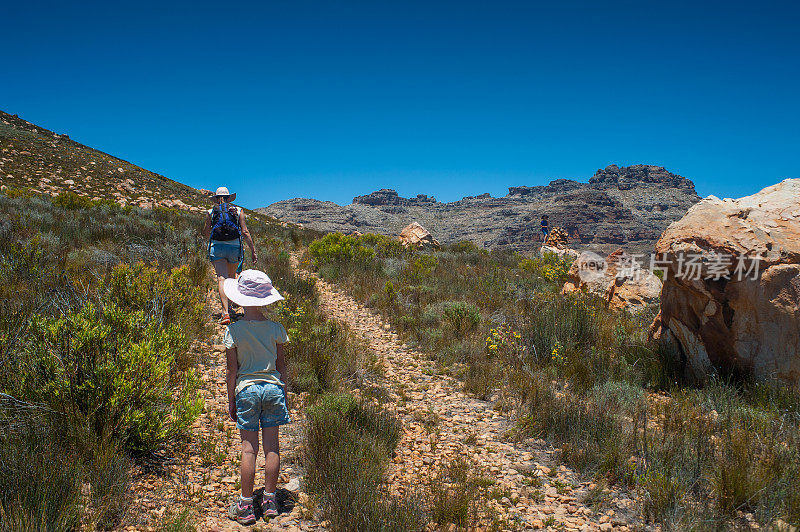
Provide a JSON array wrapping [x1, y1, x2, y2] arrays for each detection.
[[260, 165, 701, 254], [0, 110, 209, 211]]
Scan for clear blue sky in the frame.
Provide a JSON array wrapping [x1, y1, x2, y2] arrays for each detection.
[[2, 0, 798, 209]]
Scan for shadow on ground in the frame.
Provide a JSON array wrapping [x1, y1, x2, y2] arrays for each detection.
[[252, 487, 298, 519]]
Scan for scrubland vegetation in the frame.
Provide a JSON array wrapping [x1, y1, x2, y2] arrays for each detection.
[[0, 192, 416, 531], [308, 232, 800, 529], [6, 186, 798, 530], [0, 191, 212, 529]]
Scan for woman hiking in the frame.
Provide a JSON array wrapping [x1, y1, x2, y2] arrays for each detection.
[[202, 186, 258, 324]]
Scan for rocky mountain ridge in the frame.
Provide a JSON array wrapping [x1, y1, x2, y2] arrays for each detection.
[[260, 164, 702, 253]]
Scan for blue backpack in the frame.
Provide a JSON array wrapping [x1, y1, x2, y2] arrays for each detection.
[[210, 202, 241, 241]]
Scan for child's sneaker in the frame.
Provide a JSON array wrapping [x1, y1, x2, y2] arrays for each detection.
[[227, 497, 256, 525], [261, 492, 279, 519], [220, 313, 231, 325]]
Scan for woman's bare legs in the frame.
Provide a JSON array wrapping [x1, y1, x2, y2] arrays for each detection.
[[213, 260, 239, 316]]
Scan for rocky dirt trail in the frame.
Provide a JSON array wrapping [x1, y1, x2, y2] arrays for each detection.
[[130, 258, 643, 531], [127, 287, 316, 532], [294, 254, 644, 531]]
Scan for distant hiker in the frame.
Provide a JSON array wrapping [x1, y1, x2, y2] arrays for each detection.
[[541, 214, 550, 241], [202, 186, 258, 325], [223, 270, 289, 525]]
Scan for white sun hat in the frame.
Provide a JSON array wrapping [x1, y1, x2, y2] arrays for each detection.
[[223, 270, 284, 307], [214, 186, 237, 202]]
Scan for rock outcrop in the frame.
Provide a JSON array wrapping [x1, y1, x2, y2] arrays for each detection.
[[561, 249, 662, 313], [398, 222, 440, 249], [260, 165, 701, 254], [650, 179, 800, 385]]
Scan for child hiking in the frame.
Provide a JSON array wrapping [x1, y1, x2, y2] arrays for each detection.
[[223, 269, 290, 525], [202, 186, 258, 325], [540, 214, 550, 242]]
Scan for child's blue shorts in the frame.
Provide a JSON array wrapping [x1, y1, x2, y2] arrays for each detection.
[[235, 382, 290, 431]]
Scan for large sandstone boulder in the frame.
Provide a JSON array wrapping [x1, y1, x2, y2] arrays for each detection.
[[561, 249, 662, 313], [540, 245, 579, 261], [398, 222, 440, 249], [650, 179, 800, 385]]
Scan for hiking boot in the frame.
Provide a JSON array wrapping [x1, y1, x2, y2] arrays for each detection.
[[227, 498, 256, 525], [220, 313, 231, 325], [262, 492, 279, 519]]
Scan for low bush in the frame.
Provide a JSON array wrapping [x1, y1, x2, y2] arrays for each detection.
[[0, 405, 132, 530], [441, 301, 480, 333], [52, 190, 95, 210], [20, 268, 205, 453], [275, 303, 365, 394], [518, 251, 573, 284], [429, 458, 479, 528], [304, 393, 425, 531], [309, 233, 376, 269]]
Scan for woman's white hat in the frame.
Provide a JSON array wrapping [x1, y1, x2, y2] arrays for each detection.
[[223, 269, 284, 307], [215, 186, 237, 202]]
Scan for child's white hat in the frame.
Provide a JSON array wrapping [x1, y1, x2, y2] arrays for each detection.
[[223, 269, 284, 307]]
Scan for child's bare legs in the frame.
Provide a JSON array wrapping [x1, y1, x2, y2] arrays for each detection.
[[262, 426, 280, 494], [239, 430, 259, 498], [213, 260, 238, 316]]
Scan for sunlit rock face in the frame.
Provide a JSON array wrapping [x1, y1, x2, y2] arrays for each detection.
[[650, 179, 800, 386]]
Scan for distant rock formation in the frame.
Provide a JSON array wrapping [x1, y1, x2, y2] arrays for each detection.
[[354, 189, 437, 206], [259, 164, 701, 254], [650, 179, 800, 386]]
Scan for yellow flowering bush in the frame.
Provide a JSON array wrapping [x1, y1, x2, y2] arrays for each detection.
[[485, 324, 525, 360], [518, 252, 572, 284], [551, 340, 565, 365]]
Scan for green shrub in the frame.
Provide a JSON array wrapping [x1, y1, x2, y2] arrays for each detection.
[[358, 233, 407, 258], [25, 299, 203, 453], [276, 303, 364, 394], [714, 427, 778, 516], [309, 233, 375, 268], [155, 508, 197, 532], [384, 280, 397, 304], [100, 262, 208, 366], [403, 254, 438, 281], [0, 421, 83, 531], [442, 301, 480, 333], [0, 411, 131, 531], [304, 393, 424, 531], [448, 240, 481, 253], [3, 185, 37, 199], [52, 191, 95, 210], [518, 252, 573, 283], [429, 458, 479, 528]]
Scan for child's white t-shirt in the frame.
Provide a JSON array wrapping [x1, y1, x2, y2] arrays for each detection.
[[223, 319, 289, 394]]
